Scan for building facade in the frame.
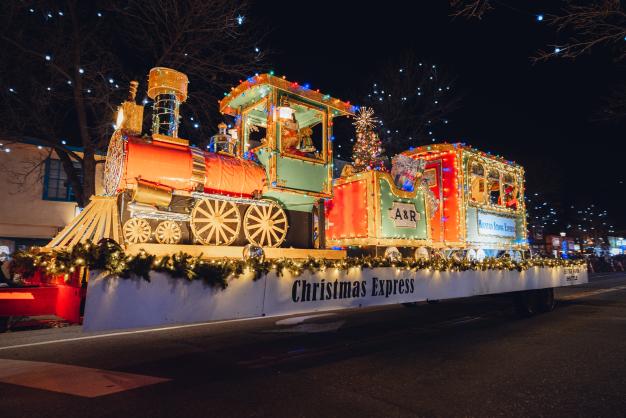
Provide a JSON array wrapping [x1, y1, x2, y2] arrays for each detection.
[[0, 140, 103, 253]]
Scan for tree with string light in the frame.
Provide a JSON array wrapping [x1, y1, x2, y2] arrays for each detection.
[[351, 107, 386, 173], [362, 52, 461, 155], [0, 0, 265, 207], [565, 204, 615, 250]]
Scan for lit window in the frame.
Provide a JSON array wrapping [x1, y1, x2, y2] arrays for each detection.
[[43, 159, 81, 202], [503, 173, 519, 210], [469, 161, 486, 203], [277, 98, 325, 162], [487, 169, 501, 206]]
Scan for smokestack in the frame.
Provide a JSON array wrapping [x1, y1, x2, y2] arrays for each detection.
[[147, 67, 188, 138]]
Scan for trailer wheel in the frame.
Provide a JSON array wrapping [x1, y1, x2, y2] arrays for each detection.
[[535, 288, 556, 313], [514, 290, 537, 317], [0, 317, 8, 333]]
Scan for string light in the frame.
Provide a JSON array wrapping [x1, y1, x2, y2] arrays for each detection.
[[11, 239, 585, 287]]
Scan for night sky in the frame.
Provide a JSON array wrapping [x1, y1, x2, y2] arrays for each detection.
[[251, 1, 626, 229]]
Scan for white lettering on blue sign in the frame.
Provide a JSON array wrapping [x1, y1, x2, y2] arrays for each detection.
[[477, 212, 516, 238]]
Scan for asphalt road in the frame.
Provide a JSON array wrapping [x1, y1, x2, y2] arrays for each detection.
[[1, 273, 625, 418]]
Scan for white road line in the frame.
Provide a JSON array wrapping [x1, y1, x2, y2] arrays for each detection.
[[0, 316, 264, 351], [275, 313, 336, 326], [559, 285, 626, 301], [0, 359, 169, 398], [265, 321, 347, 334]]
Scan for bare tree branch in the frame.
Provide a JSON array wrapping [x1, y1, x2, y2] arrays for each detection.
[[0, 0, 266, 206], [361, 52, 462, 155], [449, 0, 492, 19], [533, 0, 626, 62]]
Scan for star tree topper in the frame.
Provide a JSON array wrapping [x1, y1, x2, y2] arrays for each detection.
[[352, 107, 386, 173]]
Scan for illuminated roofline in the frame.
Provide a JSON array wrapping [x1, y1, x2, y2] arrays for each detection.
[[403, 142, 524, 171], [219, 73, 355, 117]]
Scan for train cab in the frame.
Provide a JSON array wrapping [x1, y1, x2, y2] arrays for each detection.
[[219, 74, 355, 247]]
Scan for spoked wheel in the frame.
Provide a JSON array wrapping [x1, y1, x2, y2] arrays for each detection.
[[190, 198, 241, 245], [243, 201, 289, 247], [155, 221, 182, 244], [123, 218, 152, 244]]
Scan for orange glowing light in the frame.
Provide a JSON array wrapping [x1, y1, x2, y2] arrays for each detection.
[[0, 292, 35, 300]]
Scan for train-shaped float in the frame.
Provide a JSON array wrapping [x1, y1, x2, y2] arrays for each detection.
[[96, 67, 528, 260]]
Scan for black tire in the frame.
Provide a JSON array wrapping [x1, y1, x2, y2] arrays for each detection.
[[514, 290, 537, 317], [535, 288, 556, 313], [0, 317, 8, 333]]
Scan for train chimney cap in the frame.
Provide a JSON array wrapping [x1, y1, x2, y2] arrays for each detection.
[[147, 67, 188, 102]]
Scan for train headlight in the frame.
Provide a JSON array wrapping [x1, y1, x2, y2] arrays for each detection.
[[116, 107, 124, 128]]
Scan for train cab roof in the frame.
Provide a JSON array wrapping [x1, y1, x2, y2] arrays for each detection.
[[403, 142, 524, 172], [219, 73, 356, 119]]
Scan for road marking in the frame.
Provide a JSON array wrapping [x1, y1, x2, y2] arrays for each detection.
[[0, 316, 265, 351], [242, 314, 490, 368], [275, 313, 336, 326], [435, 316, 484, 327], [591, 273, 626, 278], [559, 285, 626, 301], [0, 359, 169, 398], [266, 321, 346, 334]]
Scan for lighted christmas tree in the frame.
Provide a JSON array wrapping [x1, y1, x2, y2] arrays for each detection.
[[352, 107, 386, 172]]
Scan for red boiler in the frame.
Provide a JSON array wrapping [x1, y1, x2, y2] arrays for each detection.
[[106, 134, 267, 197]]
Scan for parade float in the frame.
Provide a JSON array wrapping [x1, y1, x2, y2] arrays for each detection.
[[10, 67, 587, 331]]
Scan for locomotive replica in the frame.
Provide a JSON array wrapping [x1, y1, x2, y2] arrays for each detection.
[[103, 67, 352, 251], [93, 67, 528, 260]]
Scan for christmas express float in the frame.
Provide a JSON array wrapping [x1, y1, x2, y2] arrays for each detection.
[[52, 68, 526, 259], [27, 67, 585, 331]]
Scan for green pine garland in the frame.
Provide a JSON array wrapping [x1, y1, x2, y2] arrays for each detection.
[[11, 239, 586, 290]]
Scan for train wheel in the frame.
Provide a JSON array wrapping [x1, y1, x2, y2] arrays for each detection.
[[123, 218, 152, 244], [191, 199, 241, 246], [243, 201, 289, 248], [155, 221, 182, 244]]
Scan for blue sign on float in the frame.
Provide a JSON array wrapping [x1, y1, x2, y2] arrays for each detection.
[[477, 212, 516, 238]]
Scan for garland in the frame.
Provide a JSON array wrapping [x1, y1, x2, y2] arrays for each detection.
[[12, 240, 585, 290]]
